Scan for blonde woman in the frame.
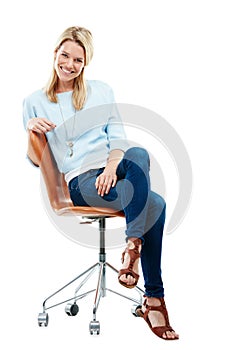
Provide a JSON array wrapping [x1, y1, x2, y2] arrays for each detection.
[[23, 26, 179, 340]]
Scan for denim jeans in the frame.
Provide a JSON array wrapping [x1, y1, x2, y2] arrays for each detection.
[[69, 147, 165, 297]]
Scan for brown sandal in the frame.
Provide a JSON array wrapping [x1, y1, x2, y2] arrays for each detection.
[[136, 297, 178, 340], [118, 238, 141, 289]]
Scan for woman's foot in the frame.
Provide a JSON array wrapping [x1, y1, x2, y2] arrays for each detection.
[[138, 297, 179, 340], [118, 238, 142, 288]]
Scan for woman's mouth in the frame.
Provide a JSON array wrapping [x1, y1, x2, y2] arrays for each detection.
[[60, 66, 75, 75]]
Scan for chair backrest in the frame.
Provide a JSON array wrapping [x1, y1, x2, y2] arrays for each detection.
[[27, 131, 73, 211], [27, 131, 125, 218]]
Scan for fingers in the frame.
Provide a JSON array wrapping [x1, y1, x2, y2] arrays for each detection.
[[27, 118, 56, 134], [95, 173, 117, 196], [41, 118, 56, 131]]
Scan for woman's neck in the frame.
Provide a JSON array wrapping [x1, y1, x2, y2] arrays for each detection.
[[56, 81, 74, 93]]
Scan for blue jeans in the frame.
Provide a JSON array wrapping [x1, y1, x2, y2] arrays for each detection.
[[69, 147, 165, 297]]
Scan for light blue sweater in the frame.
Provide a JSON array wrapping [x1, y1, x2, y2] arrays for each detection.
[[23, 80, 129, 183]]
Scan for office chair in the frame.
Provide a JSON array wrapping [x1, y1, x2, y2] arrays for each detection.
[[27, 130, 144, 335]]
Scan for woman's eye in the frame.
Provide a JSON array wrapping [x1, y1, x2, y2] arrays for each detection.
[[61, 53, 68, 58]]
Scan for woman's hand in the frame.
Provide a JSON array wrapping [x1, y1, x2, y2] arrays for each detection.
[[95, 159, 119, 197], [95, 150, 124, 196], [27, 117, 56, 134]]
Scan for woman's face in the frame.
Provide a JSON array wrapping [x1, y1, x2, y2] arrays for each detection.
[[54, 40, 85, 85]]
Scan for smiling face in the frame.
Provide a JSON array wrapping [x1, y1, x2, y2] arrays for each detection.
[[54, 40, 85, 91]]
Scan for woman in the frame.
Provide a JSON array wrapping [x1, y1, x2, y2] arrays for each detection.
[[23, 26, 179, 340]]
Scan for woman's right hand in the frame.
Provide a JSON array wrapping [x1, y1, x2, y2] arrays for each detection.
[[27, 117, 56, 134]]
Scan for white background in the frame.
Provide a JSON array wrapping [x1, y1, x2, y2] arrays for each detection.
[[1, 0, 233, 349]]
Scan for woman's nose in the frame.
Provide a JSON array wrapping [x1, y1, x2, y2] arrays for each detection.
[[66, 58, 73, 68]]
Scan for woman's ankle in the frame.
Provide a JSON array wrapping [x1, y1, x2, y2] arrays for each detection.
[[145, 297, 162, 306], [127, 237, 142, 249]]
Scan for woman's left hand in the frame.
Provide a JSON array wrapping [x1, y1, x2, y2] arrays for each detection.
[[95, 161, 118, 197]]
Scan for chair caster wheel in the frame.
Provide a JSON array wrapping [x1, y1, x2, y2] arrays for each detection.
[[89, 320, 100, 335], [38, 312, 49, 327], [131, 304, 142, 317], [65, 302, 79, 316]]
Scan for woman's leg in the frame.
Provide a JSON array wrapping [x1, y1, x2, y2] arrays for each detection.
[[116, 147, 151, 239], [69, 147, 164, 289], [140, 193, 179, 340], [68, 148, 178, 339], [141, 192, 166, 298], [116, 148, 166, 289], [69, 147, 152, 240]]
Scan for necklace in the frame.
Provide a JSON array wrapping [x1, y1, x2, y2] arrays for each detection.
[[58, 99, 77, 157]]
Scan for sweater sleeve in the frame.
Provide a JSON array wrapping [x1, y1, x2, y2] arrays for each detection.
[[105, 85, 129, 152], [22, 94, 37, 130]]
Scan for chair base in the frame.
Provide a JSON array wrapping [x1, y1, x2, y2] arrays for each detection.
[[37, 217, 144, 334], [38, 257, 144, 334]]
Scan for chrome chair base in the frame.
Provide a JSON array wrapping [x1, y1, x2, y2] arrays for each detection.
[[37, 217, 144, 334]]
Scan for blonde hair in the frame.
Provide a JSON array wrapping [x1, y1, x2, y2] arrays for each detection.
[[45, 26, 94, 110]]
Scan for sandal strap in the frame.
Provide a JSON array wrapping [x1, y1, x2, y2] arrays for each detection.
[[122, 238, 141, 261], [151, 326, 175, 338], [118, 268, 139, 280], [121, 238, 141, 263], [118, 238, 141, 287], [143, 297, 171, 328], [139, 297, 178, 340]]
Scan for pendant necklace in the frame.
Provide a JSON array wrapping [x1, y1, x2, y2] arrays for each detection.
[[58, 100, 77, 157]]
